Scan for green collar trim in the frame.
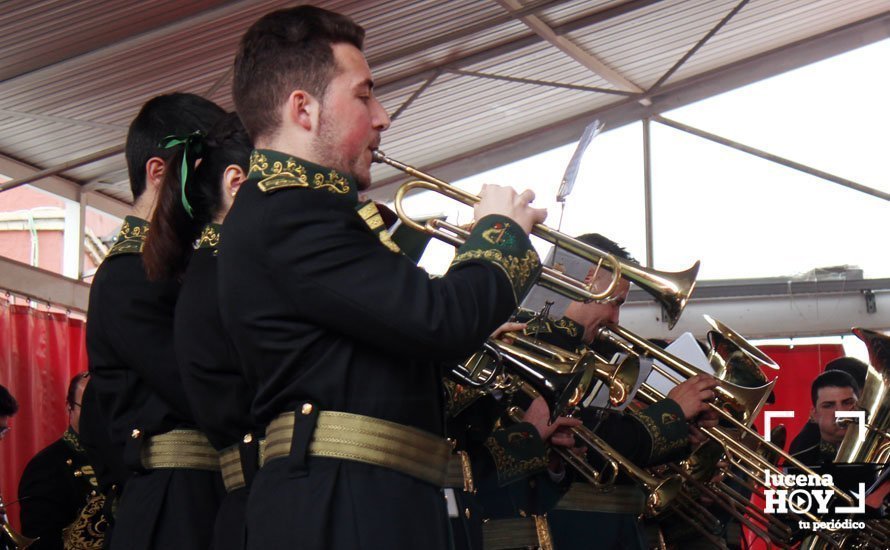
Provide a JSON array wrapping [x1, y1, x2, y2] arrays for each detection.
[[106, 216, 150, 258], [62, 427, 85, 454], [249, 149, 357, 202], [196, 223, 222, 250]]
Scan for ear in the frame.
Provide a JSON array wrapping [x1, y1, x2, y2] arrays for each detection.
[[144, 157, 166, 190], [285, 90, 319, 132], [223, 164, 247, 198]]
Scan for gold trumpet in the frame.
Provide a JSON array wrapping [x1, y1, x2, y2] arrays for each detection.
[[0, 497, 38, 550], [455, 329, 639, 419], [598, 319, 859, 514], [513, 383, 683, 516], [372, 150, 699, 328]]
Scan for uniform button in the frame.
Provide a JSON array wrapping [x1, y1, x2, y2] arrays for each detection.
[[66, 458, 74, 466], [519, 509, 527, 517], [464, 508, 471, 519], [131, 428, 141, 439], [301, 403, 313, 415], [243, 433, 253, 444]]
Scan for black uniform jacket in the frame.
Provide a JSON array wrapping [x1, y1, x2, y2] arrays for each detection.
[[18, 429, 94, 550], [86, 216, 223, 550], [218, 150, 541, 550], [175, 224, 257, 550], [87, 216, 194, 448]]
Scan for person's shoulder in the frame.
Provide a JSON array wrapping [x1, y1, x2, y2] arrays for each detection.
[[22, 438, 69, 475]]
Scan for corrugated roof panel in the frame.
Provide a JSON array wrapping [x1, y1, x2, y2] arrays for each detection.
[[459, 40, 622, 90], [0, 0, 886, 206], [0, 0, 233, 81], [568, 0, 739, 89], [370, 71, 614, 181], [664, 0, 890, 85], [536, 0, 635, 25]]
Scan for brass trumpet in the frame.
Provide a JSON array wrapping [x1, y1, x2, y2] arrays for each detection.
[[599, 319, 859, 516], [372, 150, 699, 328], [513, 383, 683, 516], [0, 496, 38, 550]]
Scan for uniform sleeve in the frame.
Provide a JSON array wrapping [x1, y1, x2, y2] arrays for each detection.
[[591, 398, 690, 467], [18, 451, 72, 547], [263, 191, 541, 360], [92, 269, 191, 418]]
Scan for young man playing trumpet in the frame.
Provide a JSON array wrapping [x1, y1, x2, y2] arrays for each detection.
[[222, 6, 548, 549]]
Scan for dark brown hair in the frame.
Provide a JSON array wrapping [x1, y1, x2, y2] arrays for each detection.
[[143, 113, 253, 280], [233, 5, 364, 142], [125, 93, 225, 200]]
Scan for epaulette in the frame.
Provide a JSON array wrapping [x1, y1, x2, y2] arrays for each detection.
[[355, 201, 400, 254], [248, 150, 354, 197], [196, 223, 222, 250], [105, 216, 149, 258]]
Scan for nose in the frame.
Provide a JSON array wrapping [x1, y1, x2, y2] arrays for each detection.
[[372, 97, 390, 131]]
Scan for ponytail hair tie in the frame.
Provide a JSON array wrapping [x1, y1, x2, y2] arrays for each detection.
[[160, 131, 206, 218]]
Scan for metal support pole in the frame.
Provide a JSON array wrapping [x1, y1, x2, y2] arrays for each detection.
[[77, 195, 87, 280], [642, 118, 654, 268]]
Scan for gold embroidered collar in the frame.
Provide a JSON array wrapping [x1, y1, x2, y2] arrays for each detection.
[[106, 216, 149, 257], [62, 427, 85, 454], [248, 149, 357, 201], [196, 223, 222, 250]]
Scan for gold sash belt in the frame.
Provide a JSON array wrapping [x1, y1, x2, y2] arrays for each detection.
[[444, 450, 475, 492], [482, 516, 553, 550], [141, 429, 219, 471], [261, 410, 451, 487], [219, 439, 264, 492], [554, 482, 645, 515]]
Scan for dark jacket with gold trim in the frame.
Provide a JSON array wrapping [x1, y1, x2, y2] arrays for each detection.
[[17, 429, 95, 550], [175, 224, 256, 452], [87, 216, 197, 457], [219, 150, 541, 435]]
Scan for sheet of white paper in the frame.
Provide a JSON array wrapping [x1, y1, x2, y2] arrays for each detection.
[[646, 332, 714, 396]]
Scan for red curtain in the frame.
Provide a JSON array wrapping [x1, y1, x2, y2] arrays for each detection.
[[744, 343, 845, 550], [0, 296, 87, 530]]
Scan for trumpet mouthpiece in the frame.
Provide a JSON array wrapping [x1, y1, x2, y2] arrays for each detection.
[[371, 149, 385, 163]]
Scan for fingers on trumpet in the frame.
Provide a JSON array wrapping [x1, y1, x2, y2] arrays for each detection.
[[475, 184, 547, 234], [668, 373, 720, 419]]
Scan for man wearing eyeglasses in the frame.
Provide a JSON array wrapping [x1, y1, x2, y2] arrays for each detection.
[[17, 372, 100, 549]]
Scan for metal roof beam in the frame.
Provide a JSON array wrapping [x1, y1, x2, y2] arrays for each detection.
[[0, 256, 91, 313], [494, 0, 644, 93], [375, 0, 666, 93], [647, 0, 750, 94], [653, 115, 890, 202], [368, 11, 890, 194], [366, 0, 573, 67], [0, 152, 130, 219]]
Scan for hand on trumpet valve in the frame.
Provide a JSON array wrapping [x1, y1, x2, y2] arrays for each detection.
[[688, 410, 719, 445], [523, 397, 582, 447], [667, 373, 719, 420], [475, 185, 547, 234], [490, 321, 526, 342]]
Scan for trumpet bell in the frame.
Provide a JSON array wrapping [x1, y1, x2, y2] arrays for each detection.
[[1, 521, 38, 549], [648, 475, 684, 517]]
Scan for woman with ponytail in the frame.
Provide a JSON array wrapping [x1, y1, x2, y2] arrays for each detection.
[[144, 112, 256, 550]]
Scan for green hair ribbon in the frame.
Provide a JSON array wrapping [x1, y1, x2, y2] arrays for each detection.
[[160, 131, 206, 218]]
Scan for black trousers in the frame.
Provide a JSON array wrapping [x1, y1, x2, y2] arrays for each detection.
[[110, 469, 224, 550], [246, 457, 449, 550]]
